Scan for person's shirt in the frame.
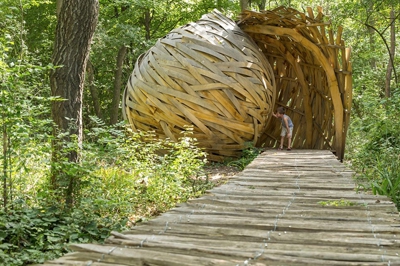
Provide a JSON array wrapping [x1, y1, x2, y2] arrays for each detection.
[[281, 114, 294, 128]]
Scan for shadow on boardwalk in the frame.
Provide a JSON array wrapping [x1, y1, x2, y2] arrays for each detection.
[[36, 150, 400, 266]]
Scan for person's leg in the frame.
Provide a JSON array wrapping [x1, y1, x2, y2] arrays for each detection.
[[279, 136, 284, 149], [287, 127, 293, 150], [279, 127, 286, 149]]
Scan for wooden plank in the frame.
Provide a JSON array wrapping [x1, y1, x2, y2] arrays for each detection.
[[104, 234, 400, 263], [108, 232, 398, 250]]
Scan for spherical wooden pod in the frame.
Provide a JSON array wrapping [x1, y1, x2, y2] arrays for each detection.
[[123, 10, 275, 161]]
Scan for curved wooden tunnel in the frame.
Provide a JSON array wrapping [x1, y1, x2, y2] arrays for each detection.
[[123, 7, 352, 161], [238, 7, 352, 161]]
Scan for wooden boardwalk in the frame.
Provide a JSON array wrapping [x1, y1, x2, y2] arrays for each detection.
[[39, 150, 400, 265]]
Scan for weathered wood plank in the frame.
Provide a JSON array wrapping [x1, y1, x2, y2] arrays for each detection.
[[107, 232, 399, 252]]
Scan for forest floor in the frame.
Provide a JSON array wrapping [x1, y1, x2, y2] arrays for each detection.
[[203, 164, 241, 186], [129, 164, 241, 225]]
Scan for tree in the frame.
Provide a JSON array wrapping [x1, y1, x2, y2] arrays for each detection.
[[240, 0, 249, 11], [110, 45, 127, 125], [50, 0, 99, 206], [384, 8, 396, 97]]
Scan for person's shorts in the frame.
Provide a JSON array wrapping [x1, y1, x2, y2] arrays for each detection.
[[281, 127, 293, 137]]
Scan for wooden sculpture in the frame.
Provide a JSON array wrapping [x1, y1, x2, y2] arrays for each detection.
[[238, 7, 352, 160], [123, 7, 352, 161], [123, 10, 276, 162]]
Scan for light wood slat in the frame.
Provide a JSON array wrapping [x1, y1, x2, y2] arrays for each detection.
[[214, 61, 265, 73], [135, 86, 188, 126], [164, 44, 246, 123], [182, 41, 228, 63], [137, 78, 221, 115], [196, 68, 258, 103], [169, 98, 215, 139], [189, 82, 229, 91], [147, 51, 190, 94], [212, 89, 244, 121], [222, 88, 249, 120], [190, 109, 254, 135], [159, 120, 177, 141], [202, 120, 245, 145]]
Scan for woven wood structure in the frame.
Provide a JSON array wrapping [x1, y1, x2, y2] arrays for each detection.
[[238, 7, 352, 160], [123, 7, 352, 161], [123, 11, 276, 162]]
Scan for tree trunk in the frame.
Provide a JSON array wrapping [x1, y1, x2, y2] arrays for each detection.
[[86, 60, 102, 119], [56, 0, 62, 17], [366, 2, 376, 69], [385, 8, 395, 98], [240, 0, 249, 12], [216, 0, 224, 9], [367, 27, 376, 68], [143, 9, 152, 40], [258, 0, 266, 11], [50, 0, 99, 206], [2, 125, 7, 211], [110, 45, 127, 125]]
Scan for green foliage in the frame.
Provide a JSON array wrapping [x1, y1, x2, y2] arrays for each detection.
[[82, 120, 209, 222], [335, 0, 400, 210], [0, 203, 124, 266], [227, 142, 262, 170], [1, 4, 55, 209], [0, 119, 211, 265], [318, 199, 358, 207], [371, 157, 400, 209], [346, 90, 400, 210]]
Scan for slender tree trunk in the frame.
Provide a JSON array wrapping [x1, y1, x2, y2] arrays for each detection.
[[86, 60, 102, 119], [110, 45, 127, 125], [385, 8, 395, 98], [217, 0, 222, 9], [143, 9, 152, 40], [56, 0, 62, 17], [258, 0, 266, 11], [240, 0, 249, 12], [366, 2, 376, 69], [50, 0, 99, 206], [2, 125, 7, 211], [367, 26, 376, 68]]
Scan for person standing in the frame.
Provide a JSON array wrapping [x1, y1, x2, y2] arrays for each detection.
[[272, 107, 294, 150]]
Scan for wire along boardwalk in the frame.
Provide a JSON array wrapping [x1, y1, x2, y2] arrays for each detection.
[[39, 150, 400, 265]]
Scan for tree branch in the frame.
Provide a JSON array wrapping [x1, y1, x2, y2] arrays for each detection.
[[364, 23, 398, 85]]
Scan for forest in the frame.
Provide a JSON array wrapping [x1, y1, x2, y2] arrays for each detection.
[[0, 0, 399, 265]]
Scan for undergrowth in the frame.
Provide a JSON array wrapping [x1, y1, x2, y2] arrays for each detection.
[[0, 121, 212, 265], [227, 142, 263, 170], [346, 90, 400, 210]]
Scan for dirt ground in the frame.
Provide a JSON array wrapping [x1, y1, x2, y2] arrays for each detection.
[[202, 164, 241, 185]]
